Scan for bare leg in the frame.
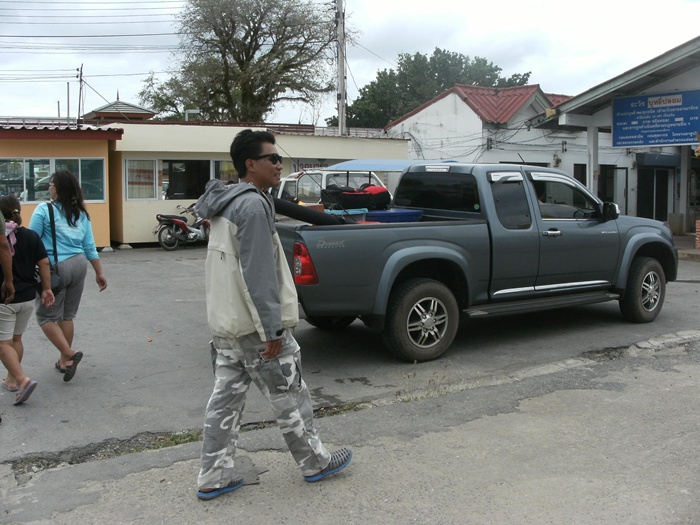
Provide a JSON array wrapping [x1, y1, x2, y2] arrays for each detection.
[[0, 341, 27, 387], [40, 321, 78, 367], [58, 320, 75, 348], [2, 335, 23, 388], [11, 334, 24, 363]]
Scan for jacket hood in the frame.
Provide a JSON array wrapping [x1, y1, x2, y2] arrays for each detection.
[[195, 179, 257, 219]]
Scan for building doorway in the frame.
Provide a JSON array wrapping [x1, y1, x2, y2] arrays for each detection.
[[637, 168, 669, 221]]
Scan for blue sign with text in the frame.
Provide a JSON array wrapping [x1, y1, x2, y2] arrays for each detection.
[[612, 90, 700, 147]]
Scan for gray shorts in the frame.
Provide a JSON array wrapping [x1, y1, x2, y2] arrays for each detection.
[[35, 254, 89, 325], [0, 300, 34, 340]]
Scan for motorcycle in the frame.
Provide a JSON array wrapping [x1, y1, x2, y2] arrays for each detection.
[[153, 204, 210, 251]]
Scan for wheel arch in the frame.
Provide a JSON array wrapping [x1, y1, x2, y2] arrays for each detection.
[[372, 247, 471, 316], [613, 236, 678, 292]]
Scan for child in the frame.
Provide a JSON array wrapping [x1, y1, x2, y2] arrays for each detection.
[[0, 195, 54, 405]]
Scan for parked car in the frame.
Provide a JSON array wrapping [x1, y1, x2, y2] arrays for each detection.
[[270, 169, 390, 205]]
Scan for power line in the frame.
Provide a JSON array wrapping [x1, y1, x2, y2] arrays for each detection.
[[2, 14, 177, 20], [0, 0, 183, 3], [6, 20, 176, 25], [0, 6, 182, 11], [0, 33, 178, 38]]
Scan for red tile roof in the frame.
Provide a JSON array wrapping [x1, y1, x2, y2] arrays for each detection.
[[385, 84, 572, 129], [544, 93, 573, 107]]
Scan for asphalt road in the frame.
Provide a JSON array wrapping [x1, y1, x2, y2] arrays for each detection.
[[2, 246, 700, 458], [1, 246, 700, 524]]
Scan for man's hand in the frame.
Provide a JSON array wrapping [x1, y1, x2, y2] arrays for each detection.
[[260, 338, 283, 360]]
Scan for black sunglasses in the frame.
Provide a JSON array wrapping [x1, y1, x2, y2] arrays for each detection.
[[252, 153, 283, 164]]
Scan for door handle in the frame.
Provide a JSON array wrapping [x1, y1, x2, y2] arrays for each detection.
[[542, 229, 562, 238]]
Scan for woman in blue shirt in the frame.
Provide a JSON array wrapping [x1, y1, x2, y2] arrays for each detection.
[[29, 169, 107, 382]]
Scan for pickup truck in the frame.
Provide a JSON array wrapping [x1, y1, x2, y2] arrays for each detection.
[[276, 163, 678, 362]]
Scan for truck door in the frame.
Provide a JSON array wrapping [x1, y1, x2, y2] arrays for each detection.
[[529, 172, 620, 289], [487, 171, 540, 299]]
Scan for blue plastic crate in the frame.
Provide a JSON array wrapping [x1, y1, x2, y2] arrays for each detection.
[[324, 208, 368, 221], [366, 209, 423, 223]]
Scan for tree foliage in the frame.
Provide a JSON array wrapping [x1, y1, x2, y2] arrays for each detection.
[[139, 0, 337, 122], [328, 48, 531, 128]]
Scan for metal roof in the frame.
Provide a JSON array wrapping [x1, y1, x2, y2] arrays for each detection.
[[530, 35, 700, 131], [325, 159, 453, 171], [0, 122, 123, 140], [85, 100, 156, 117]]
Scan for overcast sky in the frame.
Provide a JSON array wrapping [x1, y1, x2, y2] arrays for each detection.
[[1, 0, 698, 124]]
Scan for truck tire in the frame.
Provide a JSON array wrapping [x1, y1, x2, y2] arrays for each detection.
[[305, 316, 356, 330], [382, 278, 459, 362], [619, 256, 665, 323]]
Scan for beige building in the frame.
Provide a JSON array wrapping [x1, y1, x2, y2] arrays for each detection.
[[0, 118, 409, 247], [107, 122, 409, 245]]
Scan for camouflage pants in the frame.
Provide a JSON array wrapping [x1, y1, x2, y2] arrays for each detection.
[[197, 330, 330, 489]]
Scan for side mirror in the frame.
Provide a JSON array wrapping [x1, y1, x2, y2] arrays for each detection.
[[602, 202, 620, 221]]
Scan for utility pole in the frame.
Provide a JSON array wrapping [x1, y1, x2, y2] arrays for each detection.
[[76, 64, 84, 126], [336, 0, 347, 136]]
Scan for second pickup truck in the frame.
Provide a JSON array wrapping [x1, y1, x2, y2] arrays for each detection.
[[276, 163, 678, 362]]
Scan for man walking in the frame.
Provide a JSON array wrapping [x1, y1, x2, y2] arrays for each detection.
[[194, 129, 352, 500]]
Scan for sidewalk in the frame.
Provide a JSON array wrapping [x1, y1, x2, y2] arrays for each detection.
[[675, 233, 700, 262]]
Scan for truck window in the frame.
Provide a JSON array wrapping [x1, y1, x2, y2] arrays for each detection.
[[296, 174, 322, 203], [393, 172, 481, 212], [532, 177, 599, 220], [491, 179, 531, 230]]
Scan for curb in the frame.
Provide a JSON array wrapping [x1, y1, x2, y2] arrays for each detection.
[[678, 251, 700, 263]]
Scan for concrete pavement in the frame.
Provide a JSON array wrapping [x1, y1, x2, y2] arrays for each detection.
[[675, 233, 700, 262], [2, 331, 700, 524], [0, 239, 699, 524]]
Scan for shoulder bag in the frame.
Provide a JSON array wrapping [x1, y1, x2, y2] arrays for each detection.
[[36, 202, 64, 295]]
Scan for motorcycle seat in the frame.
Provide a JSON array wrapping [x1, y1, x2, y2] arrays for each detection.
[[157, 214, 188, 223]]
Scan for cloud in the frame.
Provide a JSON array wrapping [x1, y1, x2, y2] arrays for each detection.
[[1, 0, 698, 124]]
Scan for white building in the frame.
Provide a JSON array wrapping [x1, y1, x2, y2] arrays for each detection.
[[384, 36, 700, 232]]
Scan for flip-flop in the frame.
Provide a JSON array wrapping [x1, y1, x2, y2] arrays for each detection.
[[55, 361, 67, 373], [14, 380, 37, 405], [63, 351, 83, 382], [2, 380, 18, 392]]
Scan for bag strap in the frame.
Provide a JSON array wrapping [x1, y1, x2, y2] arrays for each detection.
[[47, 202, 59, 269]]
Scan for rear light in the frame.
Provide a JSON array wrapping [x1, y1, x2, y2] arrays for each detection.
[[293, 242, 318, 285]]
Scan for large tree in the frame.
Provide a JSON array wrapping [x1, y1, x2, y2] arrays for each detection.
[[329, 48, 531, 128], [139, 0, 337, 122]]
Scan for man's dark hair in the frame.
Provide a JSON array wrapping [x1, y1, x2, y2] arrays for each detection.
[[230, 129, 276, 179]]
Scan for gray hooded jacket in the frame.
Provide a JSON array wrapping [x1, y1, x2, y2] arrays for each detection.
[[195, 179, 299, 341]]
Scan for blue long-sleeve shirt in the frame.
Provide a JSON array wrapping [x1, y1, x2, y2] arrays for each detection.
[[29, 202, 99, 263]]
